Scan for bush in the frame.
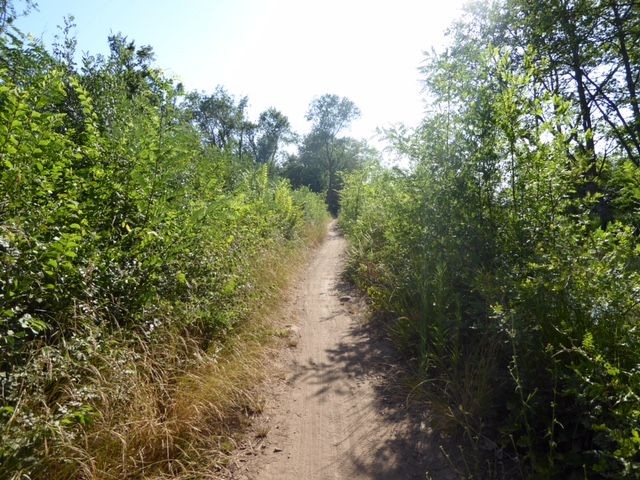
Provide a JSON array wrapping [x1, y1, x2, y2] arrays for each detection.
[[0, 29, 329, 479], [340, 42, 640, 480]]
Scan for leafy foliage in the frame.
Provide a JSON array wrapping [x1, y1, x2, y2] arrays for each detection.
[[0, 18, 329, 479], [341, 1, 640, 478], [281, 94, 370, 216]]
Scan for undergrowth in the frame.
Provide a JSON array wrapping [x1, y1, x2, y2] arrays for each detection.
[[339, 6, 640, 476], [0, 17, 330, 480]]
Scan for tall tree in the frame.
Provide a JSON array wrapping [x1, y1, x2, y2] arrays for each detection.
[[455, 0, 640, 225], [303, 94, 360, 214], [185, 86, 249, 155], [248, 107, 293, 165]]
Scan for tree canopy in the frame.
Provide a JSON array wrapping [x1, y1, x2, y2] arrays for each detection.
[[282, 93, 366, 215]]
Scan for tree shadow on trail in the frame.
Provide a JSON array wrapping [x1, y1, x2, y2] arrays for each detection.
[[287, 279, 457, 480]]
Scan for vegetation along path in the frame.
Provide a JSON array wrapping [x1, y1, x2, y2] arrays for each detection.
[[232, 222, 450, 480]]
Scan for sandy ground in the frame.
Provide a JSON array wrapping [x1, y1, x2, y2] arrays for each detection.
[[230, 223, 453, 480]]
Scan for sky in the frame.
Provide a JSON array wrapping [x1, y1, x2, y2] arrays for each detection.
[[16, 0, 466, 149]]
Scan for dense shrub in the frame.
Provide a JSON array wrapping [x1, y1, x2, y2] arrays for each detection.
[[0, 26, 329, 479], [340, 3, 640, 477]]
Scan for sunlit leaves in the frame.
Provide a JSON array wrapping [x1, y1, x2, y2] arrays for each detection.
[[340, 2, 640, 477], [0, 24, 330, 477]]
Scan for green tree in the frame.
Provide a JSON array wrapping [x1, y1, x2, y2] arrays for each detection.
[[248, 107, 293, 165], [294, 94, 361, 215], [185, 86, 250, 157], [470, 0, 640, 224], [0, 0, 36, 33], [282, 133, 374, 215]]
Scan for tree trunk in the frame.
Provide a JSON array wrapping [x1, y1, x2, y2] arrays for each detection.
[[612, 1, 640, 158]]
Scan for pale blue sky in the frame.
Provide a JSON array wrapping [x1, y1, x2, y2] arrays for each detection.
[[17, 0, 466, 146]]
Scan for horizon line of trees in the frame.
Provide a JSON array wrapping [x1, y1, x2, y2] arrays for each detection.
[[6, 2, 377, 215]]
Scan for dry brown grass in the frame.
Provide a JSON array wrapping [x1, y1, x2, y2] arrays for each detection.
[[35, 223, 329, 480]]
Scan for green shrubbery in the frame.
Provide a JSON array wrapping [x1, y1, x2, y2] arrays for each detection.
[[0, 25, 328, 479], [342, 132, 640, 480], [340, 2, 640, 477]]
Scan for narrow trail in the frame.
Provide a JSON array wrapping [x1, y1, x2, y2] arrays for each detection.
[[234, 222, 450, 480]]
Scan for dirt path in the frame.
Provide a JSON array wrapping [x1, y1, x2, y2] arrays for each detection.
[[233, 222, 451, 480]]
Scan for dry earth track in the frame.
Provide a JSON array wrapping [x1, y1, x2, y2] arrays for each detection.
[[231, 222, 453, 480]]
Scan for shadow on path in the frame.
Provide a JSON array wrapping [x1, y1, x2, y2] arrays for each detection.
[[287, 279, 456, 480]]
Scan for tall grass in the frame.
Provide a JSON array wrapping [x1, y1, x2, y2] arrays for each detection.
[[4, 211, 329, 480]]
